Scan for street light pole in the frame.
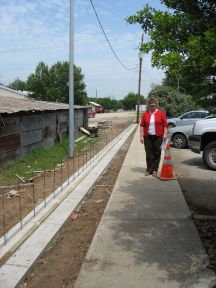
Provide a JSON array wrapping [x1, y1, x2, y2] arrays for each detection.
[[136, 34, 144, 124], [69, 0, 74, 158]]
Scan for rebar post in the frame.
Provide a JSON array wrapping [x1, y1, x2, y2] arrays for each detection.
[[85, 148, 87, 169], [82, 148, 84, 172], [43, 159, 47, 207], [72, 154, 75, 180], [78, 150, 80, 175], [61, 160, 63, 191], [17, 178, 23, 229], [32, 178, 36, 217], [1, 191, 7, 244], [90, 140, 92, 164], [67, 158, 70, 185], [53, 160, 56, 198]]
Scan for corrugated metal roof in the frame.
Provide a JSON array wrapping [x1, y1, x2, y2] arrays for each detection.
[[0, 95, 87, 114]]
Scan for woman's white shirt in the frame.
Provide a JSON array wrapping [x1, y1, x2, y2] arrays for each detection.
[[148, 113, 156, 135]]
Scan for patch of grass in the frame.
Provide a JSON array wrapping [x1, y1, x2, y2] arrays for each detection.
[[0, 138, 69, 186], [0, 135, 102, 187]]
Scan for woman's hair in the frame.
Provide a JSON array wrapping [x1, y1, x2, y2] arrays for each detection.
[[146, 97, 159, 111]]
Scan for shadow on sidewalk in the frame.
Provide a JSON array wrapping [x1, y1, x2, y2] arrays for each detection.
[[104, 168, 215, 287]]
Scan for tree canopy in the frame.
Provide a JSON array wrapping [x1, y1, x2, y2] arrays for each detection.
[[8, 61, 88, 105], [127, 0, 216, 107], [148, 85, 196, 117], [122, 92, 146, 110], [7, 78, 27, 91]]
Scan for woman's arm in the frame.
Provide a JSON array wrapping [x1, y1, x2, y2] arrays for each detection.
[[163, 127, 168, 139], [161, 111, 168, 138]]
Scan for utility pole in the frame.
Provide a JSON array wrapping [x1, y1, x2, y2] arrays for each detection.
[[136, 34, 144, 123], [69, 0, 74, 158], [96, 89, 98, 98]]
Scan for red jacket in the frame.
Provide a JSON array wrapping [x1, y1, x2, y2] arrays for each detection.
[[140, 109, 168, 137]]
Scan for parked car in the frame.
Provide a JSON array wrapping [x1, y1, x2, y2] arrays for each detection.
[[167, 110, 209, 128], [188, 117, 216, 170], [167, 125, 193, 149], [87, 108, 96, 118]]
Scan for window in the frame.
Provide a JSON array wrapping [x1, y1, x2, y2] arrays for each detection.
[[181, 112, 193, 119]]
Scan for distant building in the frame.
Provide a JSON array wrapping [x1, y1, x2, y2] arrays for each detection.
[[89, 101, 104, 113], [136, 104, 147, 112]]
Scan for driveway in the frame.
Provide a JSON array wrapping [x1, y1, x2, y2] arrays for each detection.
[[171, 148, 216, 215]]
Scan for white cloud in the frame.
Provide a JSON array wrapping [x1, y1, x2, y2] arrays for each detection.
[[0, 0, 164, 99]]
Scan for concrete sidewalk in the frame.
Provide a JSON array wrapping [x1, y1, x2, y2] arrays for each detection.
[[75, 127, 216, 288]]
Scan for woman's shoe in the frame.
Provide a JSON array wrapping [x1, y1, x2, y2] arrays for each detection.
[[145, 171, 152, 176], [152, 171, 157, 177]]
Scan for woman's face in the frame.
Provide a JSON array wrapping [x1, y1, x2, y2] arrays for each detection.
[[148, 101, 157, 112]]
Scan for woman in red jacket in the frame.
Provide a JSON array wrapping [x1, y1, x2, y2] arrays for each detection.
[[140, 97, 168, 176]]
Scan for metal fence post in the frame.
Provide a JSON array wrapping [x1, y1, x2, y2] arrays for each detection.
[[1, 191, 7, 244], [17, 178, 23, 229]]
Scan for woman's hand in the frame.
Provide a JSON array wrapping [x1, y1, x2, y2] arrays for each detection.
[[140, 126, 144, 144], [163, 127, 168, 139]]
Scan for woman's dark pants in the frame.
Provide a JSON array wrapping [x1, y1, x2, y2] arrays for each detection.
[[144, 135, 163, 173]]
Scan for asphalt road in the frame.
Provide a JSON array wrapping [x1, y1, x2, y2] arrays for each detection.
[[171, 147, 216, 215]]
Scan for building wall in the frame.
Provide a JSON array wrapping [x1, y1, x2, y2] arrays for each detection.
[[0, 116, 21, 164], [0, 109, 88, 165]]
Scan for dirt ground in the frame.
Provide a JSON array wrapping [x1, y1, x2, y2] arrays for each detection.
[[0, 124, 130, 238], [0, 112, 136, 238], [19, 131, 135, 288]]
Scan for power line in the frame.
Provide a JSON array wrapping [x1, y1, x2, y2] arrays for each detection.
[[89, 0, 137, 71]]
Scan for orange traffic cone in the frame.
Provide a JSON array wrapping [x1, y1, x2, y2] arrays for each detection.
[[158, 143, 177, 181]]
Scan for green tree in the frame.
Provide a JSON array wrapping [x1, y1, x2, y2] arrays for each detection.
[[47, 61, 69, 103], [26, 62, 50, 101], [23, 61, 87, 105], [127, 0, 216, 107], [148, 85, 196, 117], [8, 78, 27, 91], [74, 66, 88, 105], [122, 92, 146, 110]]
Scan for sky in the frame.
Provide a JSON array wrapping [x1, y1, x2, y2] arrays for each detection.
[[0, 0, 166, 100]]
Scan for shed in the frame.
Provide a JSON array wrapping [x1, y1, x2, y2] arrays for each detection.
[[0, 94, 88, 165]]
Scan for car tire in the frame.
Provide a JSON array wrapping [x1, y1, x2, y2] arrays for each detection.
[[172, 133, 187, 149], [202, 141, 216, 170], [168, 123, 176, 128]]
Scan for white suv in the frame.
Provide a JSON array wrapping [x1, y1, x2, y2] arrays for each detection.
[[188, 117, 216, 170], [167, 110, 209, 128]]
